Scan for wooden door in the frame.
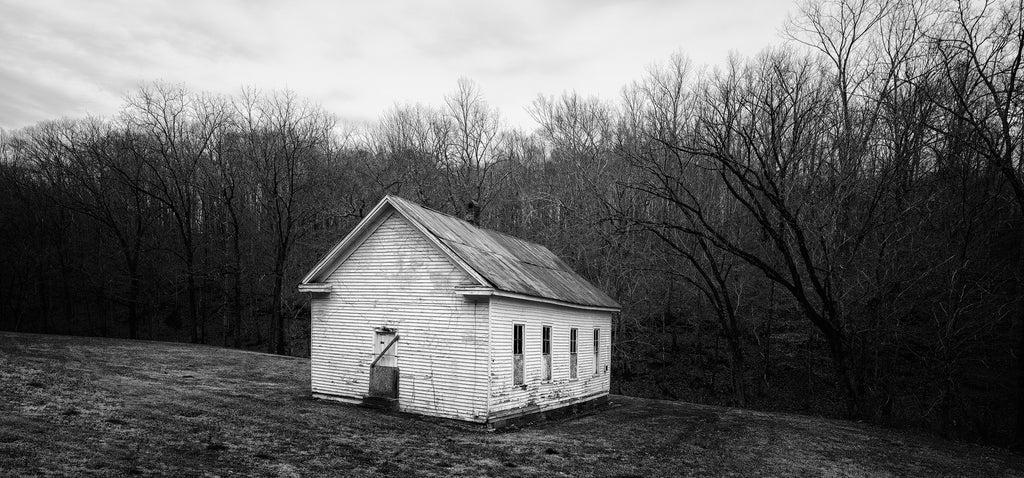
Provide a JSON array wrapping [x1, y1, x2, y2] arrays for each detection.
[[373, 331, 397, 367], [368, 331, 398, 398]]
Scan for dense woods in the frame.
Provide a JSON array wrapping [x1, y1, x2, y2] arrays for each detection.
[[2, 0, 1023, 447]]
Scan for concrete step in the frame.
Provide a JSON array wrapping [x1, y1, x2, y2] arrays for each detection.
[[360, 396, 398, 411]]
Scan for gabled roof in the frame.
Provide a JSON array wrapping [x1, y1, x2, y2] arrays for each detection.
[[301, 195, 620, 311]]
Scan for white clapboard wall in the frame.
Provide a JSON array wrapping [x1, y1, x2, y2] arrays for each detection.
[[487, 296, 611, 419], [311, 212, 490, 421]]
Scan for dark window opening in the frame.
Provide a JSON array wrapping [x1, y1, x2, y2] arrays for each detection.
[[513, 324, 524, 386], [542, 326, 552, 381], [570, 328, 578, 379]]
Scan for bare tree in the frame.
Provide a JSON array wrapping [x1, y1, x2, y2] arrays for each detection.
[[365, 103, 444, 204], [437, 78, 505, 223], [920, 0, 1024, 444], [236, 88, 335, 355], [122, 82, 231, 344]]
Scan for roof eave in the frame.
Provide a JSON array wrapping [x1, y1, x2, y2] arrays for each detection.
[[454, 286, 620, 313], [298, 283, 332, 294]]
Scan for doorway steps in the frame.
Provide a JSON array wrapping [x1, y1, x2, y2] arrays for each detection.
[[360, 396, 398, 411]]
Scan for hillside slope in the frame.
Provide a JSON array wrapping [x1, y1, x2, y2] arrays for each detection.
[[1, 332, 1021, 477]]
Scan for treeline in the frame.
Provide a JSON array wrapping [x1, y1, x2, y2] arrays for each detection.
[[2, 0, 1023, 446]]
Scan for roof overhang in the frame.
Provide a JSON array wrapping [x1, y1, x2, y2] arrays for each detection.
[[298, 283, 332, 294], [454, 286, 620, 313]]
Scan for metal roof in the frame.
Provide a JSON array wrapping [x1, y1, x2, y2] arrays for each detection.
[[387, 196, 621, 310]]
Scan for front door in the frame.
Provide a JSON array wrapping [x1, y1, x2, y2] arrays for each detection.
[[368, 330, 398, 398]]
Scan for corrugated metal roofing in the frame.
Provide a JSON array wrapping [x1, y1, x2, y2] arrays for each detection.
[[388, 196, 620, 310]]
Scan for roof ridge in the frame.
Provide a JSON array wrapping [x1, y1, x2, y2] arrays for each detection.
[[388, 195, 543, 248], [382, 194, 619, 310]]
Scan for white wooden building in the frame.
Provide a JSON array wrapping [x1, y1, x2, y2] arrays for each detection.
[[298, 195, 620, 425]]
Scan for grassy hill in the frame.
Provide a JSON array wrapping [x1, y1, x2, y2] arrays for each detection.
[[1, 332, 1021, 477]]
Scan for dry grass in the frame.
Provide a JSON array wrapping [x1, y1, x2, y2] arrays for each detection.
[[1, 331, 1021, 477]]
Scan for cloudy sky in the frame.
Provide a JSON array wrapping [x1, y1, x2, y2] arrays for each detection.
[[0, 0, 797, 131]]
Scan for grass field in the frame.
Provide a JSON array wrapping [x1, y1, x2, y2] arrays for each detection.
[[1, 332, 1022, 477]]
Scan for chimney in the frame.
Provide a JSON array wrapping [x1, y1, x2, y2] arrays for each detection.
[[464, 200, 481, 226]]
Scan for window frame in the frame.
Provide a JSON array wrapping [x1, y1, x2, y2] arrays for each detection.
[[569, 328, 578, 380], [513, 324, 525, 386], [542, 325, 552, 382]]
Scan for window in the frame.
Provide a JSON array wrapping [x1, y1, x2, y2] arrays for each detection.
[[593, 328, 601, 375], [569, 328, 578, 379], [542, 326, 552, 381], [513, 324, 524, 386]]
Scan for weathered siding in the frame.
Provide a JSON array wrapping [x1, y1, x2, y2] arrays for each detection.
[[310, 212, 490, 422], [487, 296, 611, 419]]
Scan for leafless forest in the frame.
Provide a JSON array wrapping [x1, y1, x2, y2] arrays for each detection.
[[2, 0, 1023, 447]]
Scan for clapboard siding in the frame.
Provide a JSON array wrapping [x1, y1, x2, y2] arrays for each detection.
[[310, 212, 490, 421], [487, 296, 611, 418]]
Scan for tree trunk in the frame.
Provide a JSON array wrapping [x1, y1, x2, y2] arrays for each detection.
[[764, 282, 774, 390], [725, 333, 747, 407], [1005, 179, 1024, 448], [38, 279, 49, 334], [271, 223, 291, 355], [714, 298, 747, 407], [186, 256, 200, 344], [97, 284, 108, 337], [824, 330, 862, 419], [1015, 229, 1024, 449], [251, 288, 263, 348], [58, 247, 73, 332], [221, 266, 230, 347], [126, 264, 140, 340], [271, 271, 286, 355], [231, 222, 243, 349]]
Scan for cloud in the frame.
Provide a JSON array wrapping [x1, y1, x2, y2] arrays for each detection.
[[0, 0, 797, 131], [0, 67, 80, 125]]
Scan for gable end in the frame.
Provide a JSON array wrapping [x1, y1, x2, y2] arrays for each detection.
[[300, 198, 490, 287]]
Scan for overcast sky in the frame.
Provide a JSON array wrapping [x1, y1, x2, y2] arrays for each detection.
[[0, 0, 797, 131]]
